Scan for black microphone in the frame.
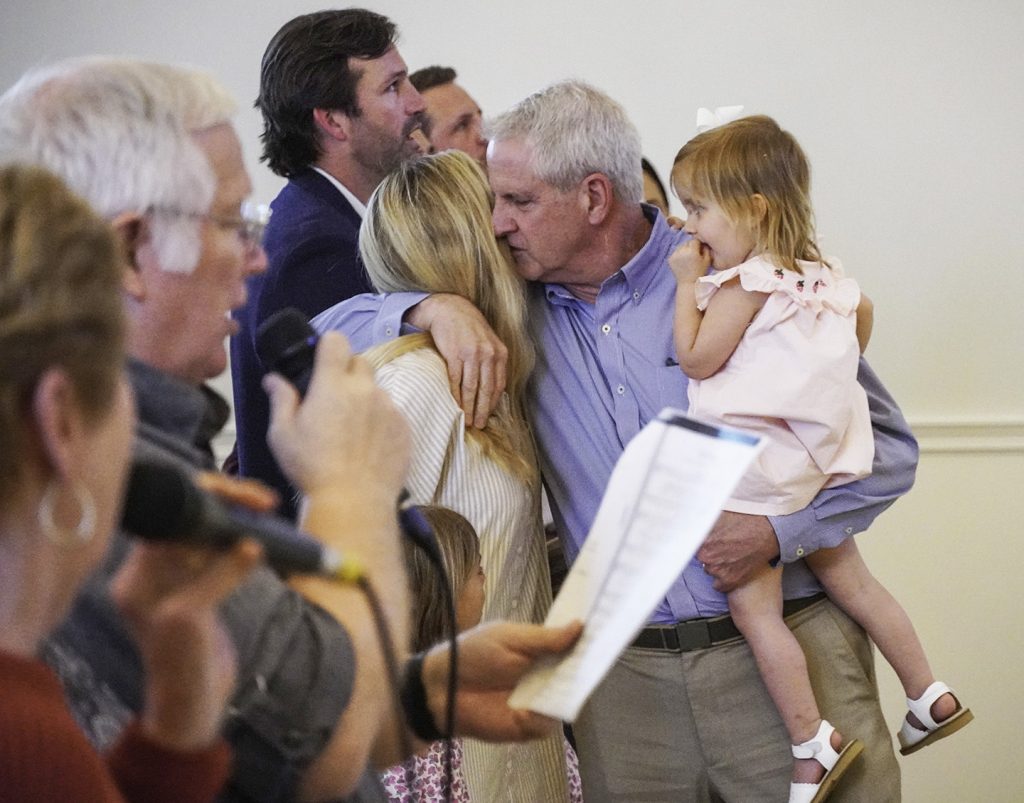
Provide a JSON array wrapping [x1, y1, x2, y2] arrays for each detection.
[[121, 460, 362, 581], [256, 308, 441, 563], [256, 308, 318, 396]]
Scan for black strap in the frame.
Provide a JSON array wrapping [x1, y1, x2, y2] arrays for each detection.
[[400, 653, 447, 741]]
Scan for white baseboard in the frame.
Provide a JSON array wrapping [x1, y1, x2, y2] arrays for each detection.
[[910, 418, 1024, 454], [213, 417, 1024, 466]]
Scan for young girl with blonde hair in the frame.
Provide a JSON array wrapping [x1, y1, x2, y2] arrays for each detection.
[[381, 505, 485, 802], [668, 114, 971, 803]]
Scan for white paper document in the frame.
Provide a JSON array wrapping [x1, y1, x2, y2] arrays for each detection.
[[509, 408, 764, 722]]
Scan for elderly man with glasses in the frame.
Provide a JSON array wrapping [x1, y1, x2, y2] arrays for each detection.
[[0, 56, 581, 803]]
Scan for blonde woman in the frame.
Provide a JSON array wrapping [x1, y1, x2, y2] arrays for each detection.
[[350, 150, 578, 802]]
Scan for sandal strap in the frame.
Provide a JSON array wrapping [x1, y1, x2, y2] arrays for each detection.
[[791, 719, 840, 770], [906, 681, 953, 732]]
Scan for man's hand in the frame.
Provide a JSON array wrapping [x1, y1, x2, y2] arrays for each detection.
[[112, 472, 265, 751], [697, 511, 780, 592], [406, 294, 508, 429], [421, 620, 583, 742], [264, 330, 410, 504], [264, 336, 413, 801]]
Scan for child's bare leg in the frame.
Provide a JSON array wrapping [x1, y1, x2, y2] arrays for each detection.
[[806, 539, 958, 726], [728, 565, 844, 784]]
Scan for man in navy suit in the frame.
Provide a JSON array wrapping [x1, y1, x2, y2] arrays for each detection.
[[231, 8, 427, 516]]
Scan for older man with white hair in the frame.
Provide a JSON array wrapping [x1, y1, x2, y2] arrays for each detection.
[[316, 79, 917, 803], [0, 58, 581, 803]]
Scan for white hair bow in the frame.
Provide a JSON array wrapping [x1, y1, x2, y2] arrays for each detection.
[[695, 105, 745, 133]]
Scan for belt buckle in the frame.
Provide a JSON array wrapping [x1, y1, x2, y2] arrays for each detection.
[[673, 619, 713, 652]]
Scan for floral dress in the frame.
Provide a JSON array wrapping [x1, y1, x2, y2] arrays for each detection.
[[382, 738, 470, 802]]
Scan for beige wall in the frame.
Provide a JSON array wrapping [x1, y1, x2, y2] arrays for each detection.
[[862, 430, 1023, 802], [2, 1, 1021, 798], [3, 0, 1020, 421]]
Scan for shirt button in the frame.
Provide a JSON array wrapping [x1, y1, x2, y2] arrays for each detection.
[[616, 384, 625, 394], [633, 290, 641, 301], [795, 547, 805, 557], [385, 326, 393, 336], [845, 526, 853, 534], [601, 323, 611, 334]]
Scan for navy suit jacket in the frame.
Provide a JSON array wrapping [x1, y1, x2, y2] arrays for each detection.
[[231, 169, 373, 518]]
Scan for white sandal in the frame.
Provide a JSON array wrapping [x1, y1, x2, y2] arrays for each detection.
[[898, 680, 974, 755], [788, 719, 863, 803]]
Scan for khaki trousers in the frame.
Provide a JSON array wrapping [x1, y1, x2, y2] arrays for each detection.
[[574, 598, 900, 802]]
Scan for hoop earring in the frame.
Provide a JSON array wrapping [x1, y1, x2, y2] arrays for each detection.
[[38, 480, 97, 546]]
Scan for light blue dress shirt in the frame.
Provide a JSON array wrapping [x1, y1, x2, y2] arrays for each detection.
[[313, 206, 918, 623]]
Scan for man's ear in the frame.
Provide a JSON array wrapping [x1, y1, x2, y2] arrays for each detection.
[[581, 173, 614, 225], [110, 211, 147, 301], [312, 108, 351, 143]]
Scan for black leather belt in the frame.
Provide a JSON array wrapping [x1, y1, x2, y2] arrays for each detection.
[[631, 592, 826, 653]]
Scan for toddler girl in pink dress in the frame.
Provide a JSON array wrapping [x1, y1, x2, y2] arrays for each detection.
[[668, 113, 972, 803]]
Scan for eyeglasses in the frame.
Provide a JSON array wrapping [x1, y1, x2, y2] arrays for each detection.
[[148, 201, 271, 250]]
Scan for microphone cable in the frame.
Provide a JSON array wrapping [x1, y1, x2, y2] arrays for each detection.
[[257, 308, 459, 801]]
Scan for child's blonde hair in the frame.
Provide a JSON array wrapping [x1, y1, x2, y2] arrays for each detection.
[[672, 115, 826, 274], [403, 505, 481, 652]]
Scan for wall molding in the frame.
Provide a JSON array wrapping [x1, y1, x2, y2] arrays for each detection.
[[909, 417, 1024, 454], [214, 418, 1024, 464]]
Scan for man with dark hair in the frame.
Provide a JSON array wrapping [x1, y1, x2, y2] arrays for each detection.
[[231, 8, 427, 517], [408, 64, 456, 93], [410, 65, 487, 165]]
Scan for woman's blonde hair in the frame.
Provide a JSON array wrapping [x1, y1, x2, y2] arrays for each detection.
[[360, 150, 537, 483], [671, 115, 826, 273], [403, 504, 480, 652], [0, 164, 125, 502]]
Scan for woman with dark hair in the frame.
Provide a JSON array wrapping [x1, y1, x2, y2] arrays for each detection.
[[642, 156, 671, 217], [0, 164, 259, 801]]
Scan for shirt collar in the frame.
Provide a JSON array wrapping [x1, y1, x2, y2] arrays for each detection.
[[127, 358, 229, 458], [618, 204, 686, 294], [311, 166, 366, 219]]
